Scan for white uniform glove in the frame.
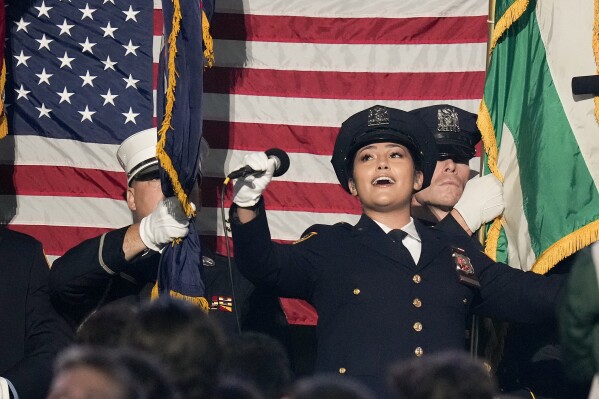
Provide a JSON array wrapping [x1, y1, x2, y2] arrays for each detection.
[[139, 196, 191, 251], [231, 152, 277, 207], [453, 174, 504, 232]]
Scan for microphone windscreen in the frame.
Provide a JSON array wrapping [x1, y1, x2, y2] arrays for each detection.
[[265, 148, 290, 177], [572, 75, 599, 95]]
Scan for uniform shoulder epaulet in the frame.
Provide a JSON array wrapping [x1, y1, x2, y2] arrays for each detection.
[[293, 231, 318, 245]]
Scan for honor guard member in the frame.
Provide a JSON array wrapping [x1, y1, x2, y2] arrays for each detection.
[[48, 129, 281, 337], [409, 104, 503, 236], [49, 128, 192, 329], [228, 105, 563, 398]]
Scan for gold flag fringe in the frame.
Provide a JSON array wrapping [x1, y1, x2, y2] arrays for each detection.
[[532, 219, 599, 274], [477, 100, 504, 182], [156, 0, 195, 218], [484, 217, 504, 261], [0, 59, 7, 139], [488, 0, 529, 56], [202, 10, 214, 68], [150, 282, 210, 313]]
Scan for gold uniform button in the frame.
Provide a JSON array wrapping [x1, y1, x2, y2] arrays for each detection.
[[412, 274, 422, 284], [412, 298, 422, 308], [353, 288, 361, 295], [414, 347, 423, 356], [339, 367, 347, 374], [413, 322, 423, 332]]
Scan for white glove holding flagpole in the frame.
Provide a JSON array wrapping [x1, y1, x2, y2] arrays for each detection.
[[139, 196, 191, 251], [231, 152, 277, 207], [453, 174, 504, 232]]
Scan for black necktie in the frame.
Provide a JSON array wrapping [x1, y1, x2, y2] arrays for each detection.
[[388, 229, 408, 243], [388, 229, 415, 266]]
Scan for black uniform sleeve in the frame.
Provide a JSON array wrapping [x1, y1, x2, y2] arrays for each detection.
[[230, 199, 323, 300], [49, 226, 136, 326], [3, 236, 72, 399], [463, 241, 565, 323]]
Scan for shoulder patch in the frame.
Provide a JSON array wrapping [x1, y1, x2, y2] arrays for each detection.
[[293, 231, 318, 245]]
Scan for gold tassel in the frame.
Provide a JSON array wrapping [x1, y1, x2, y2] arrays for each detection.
[[202, 10, 214, 68], [156, 0, 196, 218], [488, 0, 530, 56], [0, 59, 7, 139]]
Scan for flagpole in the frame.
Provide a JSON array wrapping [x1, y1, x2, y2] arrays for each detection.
[[471, 0, 498, 361]]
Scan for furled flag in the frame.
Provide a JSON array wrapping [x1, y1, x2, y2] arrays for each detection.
[[479, 0, 599, 273], [153, 0, 211, 309]]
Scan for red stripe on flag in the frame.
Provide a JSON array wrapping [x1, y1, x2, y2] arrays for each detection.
[[154, 8, 163, 36], [0, 165, 126, 199], [8, 224, 114, 257], [203, 121, 338, 155], [211, 14, 488, 44], [204, 67, 486, 100]]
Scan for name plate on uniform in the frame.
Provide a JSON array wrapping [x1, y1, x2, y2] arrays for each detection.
[[452, 247, 480, 288]]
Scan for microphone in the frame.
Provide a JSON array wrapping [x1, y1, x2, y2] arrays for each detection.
[[572, 75, 599, 95], [227, 148, 290, 179]]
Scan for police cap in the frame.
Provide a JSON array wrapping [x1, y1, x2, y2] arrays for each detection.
[[331, 105, 438, 193], [409, 104, 481, 163]]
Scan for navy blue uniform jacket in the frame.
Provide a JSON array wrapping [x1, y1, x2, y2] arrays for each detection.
[[0, 229, 71, 399], [231, 201, 563, 390]]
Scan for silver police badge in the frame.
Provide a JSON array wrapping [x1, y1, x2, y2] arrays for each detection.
[[368, 106, 390, 126], [437, 107, 460, 132]]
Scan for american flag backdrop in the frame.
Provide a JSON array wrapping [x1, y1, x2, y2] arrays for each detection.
[[1, 0, 488, 265], [2, 0, 162, 262], [200, 1, 488, 254]]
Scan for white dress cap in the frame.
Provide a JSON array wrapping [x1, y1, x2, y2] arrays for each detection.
[[116, 127, 158, 185]]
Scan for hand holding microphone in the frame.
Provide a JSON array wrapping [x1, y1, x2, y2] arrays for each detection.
[[230, 149, 289, 207]]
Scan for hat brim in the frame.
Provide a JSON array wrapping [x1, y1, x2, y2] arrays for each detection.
[[128, 159, 159, 185], [347, 129, 422, 169]]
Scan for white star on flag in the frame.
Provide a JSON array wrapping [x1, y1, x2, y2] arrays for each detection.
[[122, 107, 139, 124], [79, 70, 97, 87], [78, 106, 96, 122], [36, 104, 53, 118], [57, 87, 75, 104]]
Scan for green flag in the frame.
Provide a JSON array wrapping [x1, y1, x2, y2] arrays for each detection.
[[480, 0, 599, 273]]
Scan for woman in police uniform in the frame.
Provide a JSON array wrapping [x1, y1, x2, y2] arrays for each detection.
[[229, 105, 562, 398]]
